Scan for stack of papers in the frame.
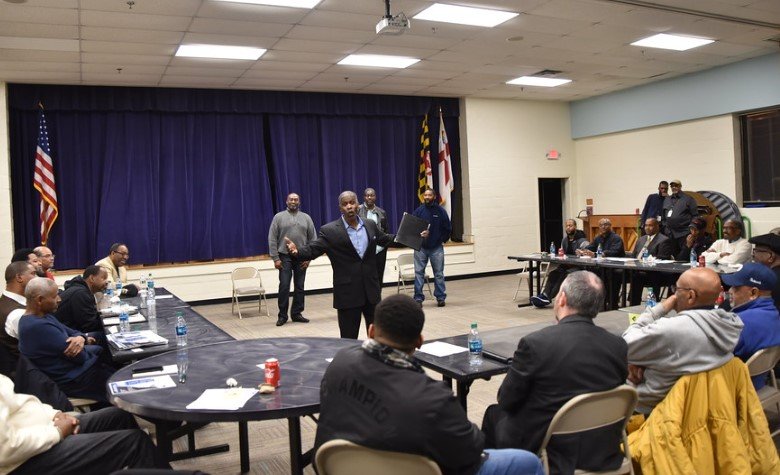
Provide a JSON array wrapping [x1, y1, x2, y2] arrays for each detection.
[[186, 388, 258, 410], [109, 375, 176, 394], [100, 305, 139, 317], [107, 330, 168, 350], [103, 314, 146, 325], [417, 341, 469, 357]]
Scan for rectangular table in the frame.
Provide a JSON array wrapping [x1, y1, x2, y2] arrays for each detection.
[[414, 311, 632, 409], [107, 287, 234, 363], [508, 254, 736, 309]]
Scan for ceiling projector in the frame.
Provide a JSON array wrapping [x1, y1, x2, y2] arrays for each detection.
[[376, 13, 410, 35]]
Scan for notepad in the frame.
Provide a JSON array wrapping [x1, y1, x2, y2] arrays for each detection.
[[186, 388, 258, 410], [109, 375, 176, 394], [417, 341, 469, 357]]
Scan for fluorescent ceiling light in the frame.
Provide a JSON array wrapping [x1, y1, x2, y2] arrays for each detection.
[[413, 3, 518, 27], [631, 33, 714, 51], [212, 0, 322, 8], [176, 44, 266, 60], [338, 54, 420, 69], [506, 76, 572, 87]]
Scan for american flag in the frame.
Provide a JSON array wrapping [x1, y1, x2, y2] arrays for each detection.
[[33, 108, 58, 245]]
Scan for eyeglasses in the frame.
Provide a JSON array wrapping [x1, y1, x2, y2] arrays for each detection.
[[753, 248, 774, 256], [113, 251, 129, 257], [598, 223, 611, 227], [671, 284, 696, 297]]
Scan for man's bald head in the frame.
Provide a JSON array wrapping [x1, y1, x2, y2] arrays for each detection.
[[24, 277, 58, 300], [674, 267, 722, 311]]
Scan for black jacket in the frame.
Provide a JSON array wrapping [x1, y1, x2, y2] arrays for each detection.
[[295, 218, 395, 310], [585, 231, 625, 257], [629, 232, 673, 259], [314, 345, 484, 475], [55, 276, 103, 333], [494, 315, 628, 474], [662, 192, 698, 239]]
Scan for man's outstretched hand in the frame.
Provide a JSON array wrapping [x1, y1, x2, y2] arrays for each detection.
[[284, 237, 298, 256]]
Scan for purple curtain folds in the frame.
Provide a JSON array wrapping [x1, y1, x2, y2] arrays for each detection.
[[8, 84, 459, 268]]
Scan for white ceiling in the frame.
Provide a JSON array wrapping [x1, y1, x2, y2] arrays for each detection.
[[0, 0, 778, 101]]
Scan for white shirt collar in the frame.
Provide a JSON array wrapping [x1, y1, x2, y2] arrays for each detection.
[[2, 290, 26, 306]]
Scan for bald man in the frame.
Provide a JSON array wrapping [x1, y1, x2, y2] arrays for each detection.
[[622, 268, 743, 413], [33, 246, 55, 280]]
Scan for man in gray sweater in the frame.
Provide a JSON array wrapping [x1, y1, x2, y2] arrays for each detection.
[[268, 193, 316, 327], [622, 267, 743, 413]]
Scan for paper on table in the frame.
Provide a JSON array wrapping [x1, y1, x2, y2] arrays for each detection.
[[155, 295, 174, 300], [604, 257, 638, 262], [417, 341, 469, 357], [103, 314, 146, 325], [186, 388, 258, 410]]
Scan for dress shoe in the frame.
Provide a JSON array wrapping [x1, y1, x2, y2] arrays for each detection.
[[276, 317, 287, 327], [291, 315, 310, 323], [437, 300, 446, 307]]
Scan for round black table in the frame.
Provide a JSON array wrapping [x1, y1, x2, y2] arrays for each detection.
[[108, 337, 360, 474]]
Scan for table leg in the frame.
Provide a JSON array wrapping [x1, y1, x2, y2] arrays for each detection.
[[517, 261, 538, 308], [239, 421, 249, 473], [154, 420, 175, 461], [288, 417, 304, 475], [456, 381, 471, 411]]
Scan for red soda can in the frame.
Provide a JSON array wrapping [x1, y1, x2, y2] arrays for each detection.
[[264, 358, 280, 387], [698, 254, 705, 267]]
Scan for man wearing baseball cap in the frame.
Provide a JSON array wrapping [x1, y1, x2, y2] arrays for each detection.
[[749, 232, 780, 311], [661, 179, 698, 256], [723, 263, 780, 389]]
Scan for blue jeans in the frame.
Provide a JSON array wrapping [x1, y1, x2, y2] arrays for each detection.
[[478, 449, 544, 475], [414, 245, 446, 302]]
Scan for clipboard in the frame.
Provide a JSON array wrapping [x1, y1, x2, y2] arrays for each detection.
[[395, 212, 428, 251]]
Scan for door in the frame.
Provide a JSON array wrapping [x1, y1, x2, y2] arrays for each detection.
[[538, 178, 564, 252]]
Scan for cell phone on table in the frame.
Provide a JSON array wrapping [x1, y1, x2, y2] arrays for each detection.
[[132, 366, 163, 377]]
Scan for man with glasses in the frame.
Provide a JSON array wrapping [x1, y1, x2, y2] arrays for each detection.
[[95, 243, 138, 297], [622, 267, 743, 413], [722, 263, 780, 389], [702, 219, 751, 265], [33, 246, 55, 280], [749, 232, 780, 311], [661, 179, 698, 256]]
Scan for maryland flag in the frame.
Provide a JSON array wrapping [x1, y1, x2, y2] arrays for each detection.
[[417, 114, 433, 202]]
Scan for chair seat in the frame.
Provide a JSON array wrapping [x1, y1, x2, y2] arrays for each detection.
[[235, 286, 264, 295], [757, 385, 780, 407], [574, 458, 632, 475]]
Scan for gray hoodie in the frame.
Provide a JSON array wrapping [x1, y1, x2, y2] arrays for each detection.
[[622, 305, 743, 413]]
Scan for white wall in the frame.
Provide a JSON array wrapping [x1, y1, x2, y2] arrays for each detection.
[[574, 114, 779, 234], [460, 97, 577, 272], [0, 83, 13, 264]]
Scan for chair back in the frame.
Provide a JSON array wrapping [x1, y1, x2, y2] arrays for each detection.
[[316, 439, 442, 475], [232, 267, 260, 288], [397, 253, 416, 277], [746, 346, 780, 377], [539, 385, 637, 474]]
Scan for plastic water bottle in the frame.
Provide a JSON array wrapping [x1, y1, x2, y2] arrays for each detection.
[[641, 247, 649, 262], [596, 243, 604, 259], [118, 311, 130, 333], [115, 281, 123, 297], [645, 288, 657, 309], [139, 274, 147, 289], [690, 248, 697, 267], [175, 312, 187, 347], [549, 242, 556, 256], [177, 348, 188, 384], [468, 323, 483, 365], [147, 273, 155, 299]]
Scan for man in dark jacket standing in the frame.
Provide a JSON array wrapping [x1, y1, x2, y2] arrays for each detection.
[[358, 187, 390, 284], [315, 294, 543, 475], [482, 271, 628, 474], [412, 188, 452, 307], [662, 179, 698, 255], [55, 266, 109, 335]]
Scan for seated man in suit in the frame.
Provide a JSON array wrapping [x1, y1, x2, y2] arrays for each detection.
[[11, 248, 43, 278], [482, 271, 628, 474], [17, 278, 114, 404], [95, 243, 139, 297], [628, 218, 674, 305], [623, 267, 743, 413], [55, 266, 109, 335], [703, 219, 752, 266], [0, 373, 170, 474], [530, 219, 587, 308], [315, 294, 544, 475], [723, 263, 780, 389]]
